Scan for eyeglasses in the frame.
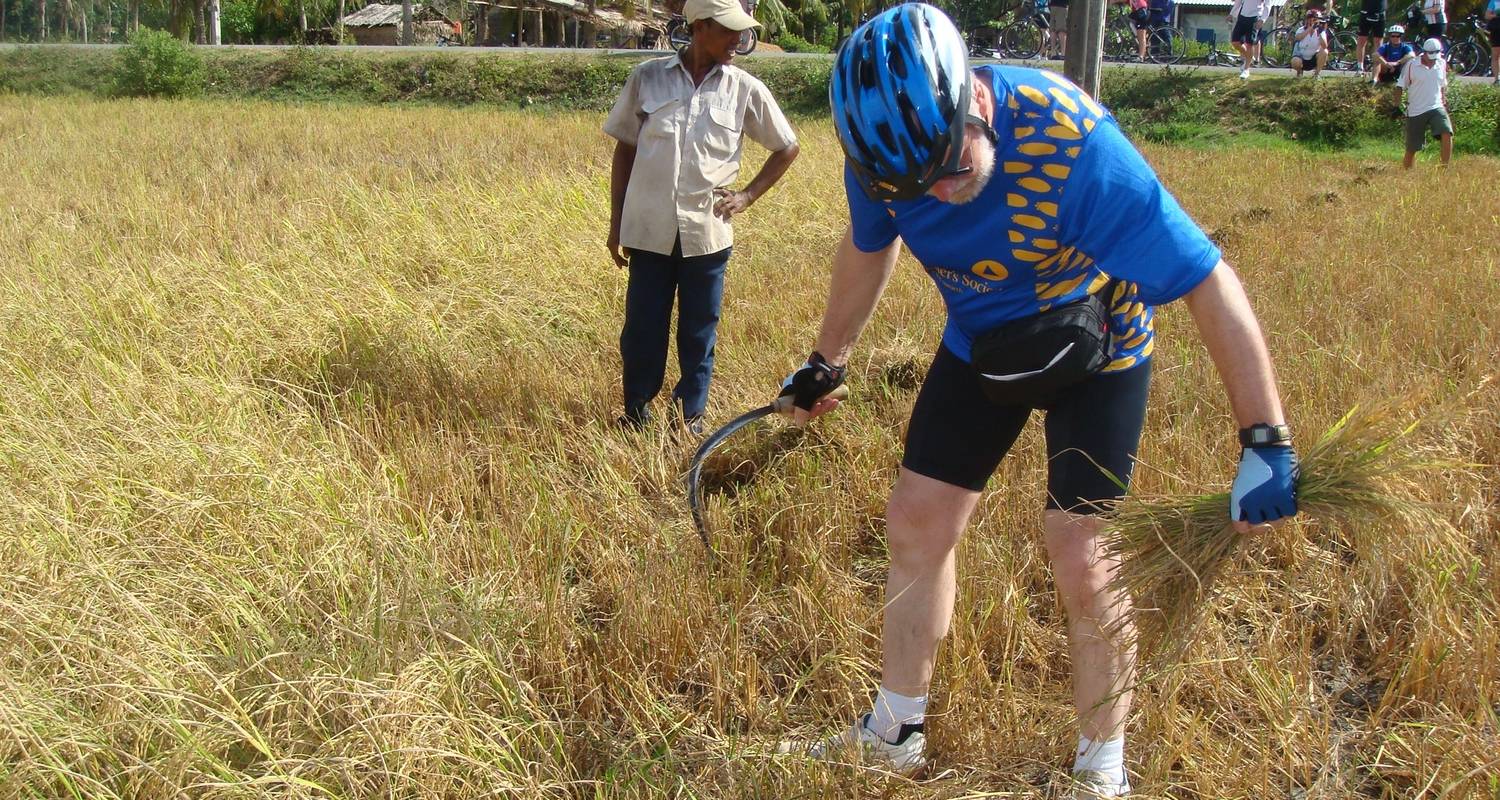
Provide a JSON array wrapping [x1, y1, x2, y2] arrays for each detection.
[[859, 114, 999, 202]]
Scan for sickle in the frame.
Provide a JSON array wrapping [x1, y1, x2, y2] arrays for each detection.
[[685, 385, 850, 555]]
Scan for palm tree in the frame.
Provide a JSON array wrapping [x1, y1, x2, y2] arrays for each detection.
[[756, 0, 788, 35]]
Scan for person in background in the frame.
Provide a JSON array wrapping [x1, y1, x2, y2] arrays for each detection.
[[603, 0, 800, 434], [1035, 0, 1056, 59], [1486, 0, 1500, 84], [1372, 24, 1415, 84], [1050, 0, 1071, 58], [1128, 0, 1151, 61], [1355, 0, 1389, 74], [1398, 38, 1453, 168], [1228, 0, 1273, 77], [1420, 0, 1446, 39], [1145, 0, 1174, 57], [1291, 9, 1331, 75]]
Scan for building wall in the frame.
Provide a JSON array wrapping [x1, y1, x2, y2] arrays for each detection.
[[1180, 11, 1231, 44], [351, 25, 400, 45], [1178, 4, 1289, 46], [349, 19, 455, 45]]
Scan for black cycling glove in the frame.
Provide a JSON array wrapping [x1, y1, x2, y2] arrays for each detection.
[[779, 351, 847, 412]]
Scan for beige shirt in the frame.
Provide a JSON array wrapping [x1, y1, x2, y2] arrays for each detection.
[[603, 55, 797, 258]]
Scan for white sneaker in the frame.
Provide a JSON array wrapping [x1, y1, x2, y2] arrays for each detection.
[[1070, 769, 1131, 798], [1239, 68, 1250, 79], [778, 714, 928, 774]]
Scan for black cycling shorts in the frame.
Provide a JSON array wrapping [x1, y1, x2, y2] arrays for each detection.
[[901, 344, 1152, 514], [1488, 16, 1500, 48], [1231, 14, 1260, 43], [1358, 13, 1385, 37]]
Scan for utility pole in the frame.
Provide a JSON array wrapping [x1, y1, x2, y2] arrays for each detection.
[[1063, 0, 1105, 97], [209, 0, 220, 43]]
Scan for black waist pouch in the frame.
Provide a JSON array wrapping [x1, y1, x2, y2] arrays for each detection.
[[970, 289, 1115, 408]]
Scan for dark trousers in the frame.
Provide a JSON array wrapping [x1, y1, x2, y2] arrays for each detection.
[[620, 237, 731, 420]]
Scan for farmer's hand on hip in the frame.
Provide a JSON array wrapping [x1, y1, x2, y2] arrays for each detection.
[[1229, 444, 1299, 533], [779, 351, 845, 427], [713, 187, 753, 221]]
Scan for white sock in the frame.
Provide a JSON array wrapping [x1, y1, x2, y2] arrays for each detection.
[[1074, 735, 1128, 789], [867, 686, 926, 743]]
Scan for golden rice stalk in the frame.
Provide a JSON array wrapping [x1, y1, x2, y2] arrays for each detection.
[[1103, 405, 1456, 667]]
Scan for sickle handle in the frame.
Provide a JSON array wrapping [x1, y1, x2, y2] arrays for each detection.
[[771, 384, 851, 416]]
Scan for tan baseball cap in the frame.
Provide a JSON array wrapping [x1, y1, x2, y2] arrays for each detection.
[[684, 0, 760, 30]]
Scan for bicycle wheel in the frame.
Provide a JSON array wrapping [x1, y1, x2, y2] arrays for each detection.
[[1103, 21, 1135, 60], [1001, 20, 1043, 59], [1260, 26, 1294, 67], [1327, 30, 1358, 70], [736, 26, 757, 55], [1448, 39, 1482, 74], [1147, 26, 1186, 64]]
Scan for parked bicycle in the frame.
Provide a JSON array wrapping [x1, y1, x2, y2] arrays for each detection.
[[665, 0, 758, 54], [1103, 2, 1185, 64], [1443, 13, 1491, 75], [1200, 29, 1244, 67], [994, 0, 1051, 60]]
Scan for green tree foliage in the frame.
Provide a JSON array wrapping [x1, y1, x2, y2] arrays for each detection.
[[113, 26, 204, 95]]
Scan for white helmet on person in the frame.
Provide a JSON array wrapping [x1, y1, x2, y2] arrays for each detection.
[[1385, 23, 1405, 35], [1421, 37, 1442, 53]]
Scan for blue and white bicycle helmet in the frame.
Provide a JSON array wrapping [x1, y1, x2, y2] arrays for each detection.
[[831, 3, 975, 201]]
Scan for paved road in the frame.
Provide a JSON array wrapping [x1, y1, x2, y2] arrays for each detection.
[[6, 41, 1495, 83]]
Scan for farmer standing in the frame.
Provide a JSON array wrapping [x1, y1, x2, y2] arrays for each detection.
[[604, 0, 799, 434], [774, 5, 1298, 797]]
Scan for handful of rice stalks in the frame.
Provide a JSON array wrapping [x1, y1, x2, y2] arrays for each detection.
[[1104, 406, 1455, 667]]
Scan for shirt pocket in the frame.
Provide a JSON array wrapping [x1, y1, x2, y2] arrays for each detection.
[[641, 96, 681, 140], [704, 104, 743, 158]]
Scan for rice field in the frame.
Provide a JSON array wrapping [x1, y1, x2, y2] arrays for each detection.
[[0, 93, 1496, 798]]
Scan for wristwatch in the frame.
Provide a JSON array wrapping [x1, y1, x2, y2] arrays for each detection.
[[1239, 423, 1293, 448]]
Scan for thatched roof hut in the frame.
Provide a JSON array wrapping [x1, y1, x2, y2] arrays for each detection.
[[340, 3, 458, 45]]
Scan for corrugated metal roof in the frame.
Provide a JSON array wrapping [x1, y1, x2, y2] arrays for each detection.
[[341, 3, 454, 27]]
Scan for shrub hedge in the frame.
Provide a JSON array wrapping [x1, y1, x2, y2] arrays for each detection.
[[2, 44, 1496, 153]]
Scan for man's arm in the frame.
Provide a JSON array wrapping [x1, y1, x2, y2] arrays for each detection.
[[1182, 260, 1287, 430], [1183, 260, 1297, 532], [790, 227, 903, 425], [712, 142, 800, 220], [608, 141, 636, 268]]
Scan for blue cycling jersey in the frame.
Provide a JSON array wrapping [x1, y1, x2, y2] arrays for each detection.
[[845, 65, 1220, 369], [1378, 41, 1414, 61]]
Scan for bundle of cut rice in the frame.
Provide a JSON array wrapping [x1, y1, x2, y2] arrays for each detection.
[[1103, 406, 1457, 667]]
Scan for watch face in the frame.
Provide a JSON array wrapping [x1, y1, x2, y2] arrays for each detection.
[[1242, 424, 1290, 446]]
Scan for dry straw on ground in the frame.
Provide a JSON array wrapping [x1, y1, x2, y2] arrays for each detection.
[[0, 94, 1496, 798]]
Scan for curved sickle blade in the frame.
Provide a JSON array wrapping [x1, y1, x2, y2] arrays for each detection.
[[686, 403, 775, 554], [683, 386, 848, 554]]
